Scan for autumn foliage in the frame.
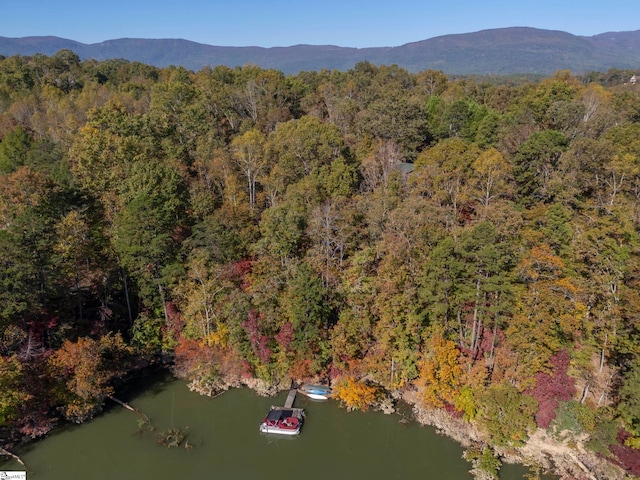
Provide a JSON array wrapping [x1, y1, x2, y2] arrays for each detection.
[[49, 334, 132, 422], [0, 354, 30, 425], [333, 376, 379, 411], [173, 337, 245, 394], [418, 331, 461, 408], [3, 53, 640, 475], [528, 349, 576, 428], [611, 431, 640, 477]]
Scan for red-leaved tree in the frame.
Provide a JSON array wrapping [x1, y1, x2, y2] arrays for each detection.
[[611, 431, 640, 477], [529, 349, 576, 428], [242, 310, 272, 364]]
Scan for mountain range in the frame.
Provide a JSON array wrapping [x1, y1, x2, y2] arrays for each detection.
[[1, 27, 639, 75]]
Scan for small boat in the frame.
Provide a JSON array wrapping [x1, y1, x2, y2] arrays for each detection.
[[299, 384, 332, 400], [259, 407, 304, 435]]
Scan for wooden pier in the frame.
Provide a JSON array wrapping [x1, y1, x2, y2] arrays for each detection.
[[284, 388, 297, 408]]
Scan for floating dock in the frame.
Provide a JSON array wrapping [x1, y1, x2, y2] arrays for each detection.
[[259, 389, 305, 435]]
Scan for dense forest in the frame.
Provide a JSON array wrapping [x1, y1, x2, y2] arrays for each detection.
[[1, 49, 640, 477]]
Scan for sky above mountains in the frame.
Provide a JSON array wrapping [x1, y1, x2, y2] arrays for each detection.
[[3, 0, 639, 48]]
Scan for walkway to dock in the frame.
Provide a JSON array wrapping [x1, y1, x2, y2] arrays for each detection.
[[284, 389, 297, 408]]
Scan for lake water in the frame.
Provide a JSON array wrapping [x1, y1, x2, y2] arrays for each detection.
[[1, 376, 554, 479]]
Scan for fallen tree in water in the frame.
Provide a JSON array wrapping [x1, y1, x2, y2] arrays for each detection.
[[0, 445, 27, 470], [107, 395, 150, 424]]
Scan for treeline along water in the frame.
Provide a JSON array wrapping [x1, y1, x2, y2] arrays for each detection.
[[1, 377, 555, 479]]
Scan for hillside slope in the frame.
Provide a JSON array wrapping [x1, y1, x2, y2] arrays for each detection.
[[0, 27, 639, 74]]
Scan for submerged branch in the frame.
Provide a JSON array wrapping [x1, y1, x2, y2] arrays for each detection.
[[0, 445, 28, 470], [107, 395, 150, 423]]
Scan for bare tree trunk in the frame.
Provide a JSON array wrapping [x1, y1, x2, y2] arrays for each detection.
[[74, 268, 84, 325], [457, 310, 465, 349], [0, 446, 27, 470], [598, 391, 607, 406], [122, 268, 133, 327], [108, 395, 150, 423], [580, 383, 590, 404], [568, 452, 598, 480], [600, 332, 607, 374], [390, 358, 395, 385], [470, 278, 481, 359], [487, 320, 498, 373], [158, 284, 169, 325]]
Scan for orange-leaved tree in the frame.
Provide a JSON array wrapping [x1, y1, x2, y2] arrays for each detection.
[[417, 328, 462, 408], [333, 376, 378, 412], [49, 333, 132, 422]]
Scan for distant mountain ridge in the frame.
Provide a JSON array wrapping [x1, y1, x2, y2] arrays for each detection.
[[1, 27, 639, 75]]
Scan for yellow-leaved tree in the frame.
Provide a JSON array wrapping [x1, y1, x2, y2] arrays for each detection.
[[418, 329, 462, 408], [333, 376, 378, 412]]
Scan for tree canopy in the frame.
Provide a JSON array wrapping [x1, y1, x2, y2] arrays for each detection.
[[2, 52, 640, 473]]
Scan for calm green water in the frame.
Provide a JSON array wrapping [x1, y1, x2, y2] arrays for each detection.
[[1, 377, 553, 479]]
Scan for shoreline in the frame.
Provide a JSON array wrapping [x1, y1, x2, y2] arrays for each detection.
[[186, 372, 630, 479], [0, 372, 631, 480], [402, 390, 627, 480], [185, 373, 630, 479]]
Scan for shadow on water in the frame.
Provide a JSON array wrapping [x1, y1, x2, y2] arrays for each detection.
[[117, 365, 174, 402], [0, 366, 172, 468]]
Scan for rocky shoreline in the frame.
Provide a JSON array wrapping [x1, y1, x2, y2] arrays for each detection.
[[183, 367, 634, 480], [1, 369, 631, 479], [406, 394, 627, 480], [184, 371, 631, 479]]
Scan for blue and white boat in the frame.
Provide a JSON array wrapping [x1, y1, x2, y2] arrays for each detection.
[[299, 384, 332, 400]]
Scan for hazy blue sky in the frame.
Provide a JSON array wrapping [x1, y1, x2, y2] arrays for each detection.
[[2, 0, 638, 48]]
